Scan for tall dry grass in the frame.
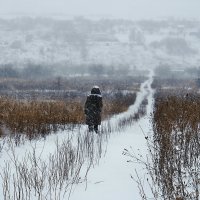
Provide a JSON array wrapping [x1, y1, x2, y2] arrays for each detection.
[[0, 98, 84, 139], [0, 92, 136, 139], [151, 92, 200, 199]]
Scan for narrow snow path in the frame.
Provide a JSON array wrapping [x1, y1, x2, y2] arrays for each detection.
[[69, 72, 154, 200]]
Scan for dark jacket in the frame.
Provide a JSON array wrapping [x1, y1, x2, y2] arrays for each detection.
[[84, 87, 103, 125]]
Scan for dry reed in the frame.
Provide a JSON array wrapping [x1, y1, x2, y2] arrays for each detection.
[[152, 92, 200, 199], [0, 92, 136, 139]]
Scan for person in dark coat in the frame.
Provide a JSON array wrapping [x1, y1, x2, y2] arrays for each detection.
[[84, 86, 103, 133]]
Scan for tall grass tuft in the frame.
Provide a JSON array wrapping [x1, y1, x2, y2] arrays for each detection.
[[151, 93, 200, 199]]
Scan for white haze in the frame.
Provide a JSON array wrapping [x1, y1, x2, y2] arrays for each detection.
[[0, 0, 200, 20]]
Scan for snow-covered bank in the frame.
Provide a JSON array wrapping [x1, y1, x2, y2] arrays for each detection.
[[0, 71, 154, 200]]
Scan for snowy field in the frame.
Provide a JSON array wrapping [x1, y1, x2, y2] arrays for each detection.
[[0, 72, 154, 200], [0, 17, 200, 73]]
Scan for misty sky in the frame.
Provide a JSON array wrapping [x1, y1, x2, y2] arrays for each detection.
[[0, 0, 200, 19]]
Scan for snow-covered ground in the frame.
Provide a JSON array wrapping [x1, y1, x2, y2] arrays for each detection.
[[0, 71, 154, 199]]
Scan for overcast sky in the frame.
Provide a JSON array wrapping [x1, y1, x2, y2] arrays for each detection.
[[0, 0, 200, 19]]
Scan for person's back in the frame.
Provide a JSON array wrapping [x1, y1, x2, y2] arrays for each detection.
[[84, 86, 103, 133]]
